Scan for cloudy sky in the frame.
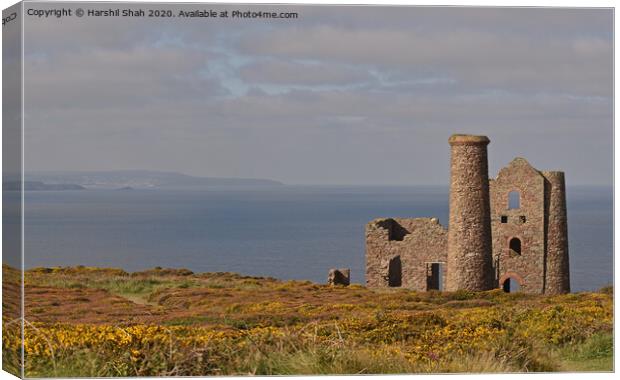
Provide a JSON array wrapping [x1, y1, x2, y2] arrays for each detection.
[[23, 4, 612, 185]]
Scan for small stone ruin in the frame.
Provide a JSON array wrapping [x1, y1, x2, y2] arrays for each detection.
[[327, 268, 350, 286]]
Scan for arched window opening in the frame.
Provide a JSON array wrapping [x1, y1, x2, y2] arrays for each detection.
[[508, 191, 520, 209], [388, 256, 402, 287], [502, 277, 521, 293], [509, 237, 522, 256]]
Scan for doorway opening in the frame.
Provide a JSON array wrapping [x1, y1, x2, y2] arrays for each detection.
[[426, 262, 444, 291], [502, 277, 521, 293], [388, 256, 402, 287]]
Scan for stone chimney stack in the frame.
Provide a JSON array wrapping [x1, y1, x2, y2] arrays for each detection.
[[446, 134, 494, 291], [542, 171, 570, 294]]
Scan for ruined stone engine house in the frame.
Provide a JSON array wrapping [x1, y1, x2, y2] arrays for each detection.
[[365, 134, 570, 294]]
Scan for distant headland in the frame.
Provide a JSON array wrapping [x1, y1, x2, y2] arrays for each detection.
[[3, 181, 86, 191], [23, 170, 285, 190]]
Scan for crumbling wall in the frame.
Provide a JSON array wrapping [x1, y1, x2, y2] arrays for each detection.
[[327, 268, 351, 286], [365, 217, 447, 290], [364, 136, 570, 295], [490, 158, 546, 293]]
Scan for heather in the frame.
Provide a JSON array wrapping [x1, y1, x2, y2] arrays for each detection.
[[2, 265, 612, 376]]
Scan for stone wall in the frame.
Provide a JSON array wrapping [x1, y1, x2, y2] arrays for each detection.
[[365, 218, 447, 290], [542, 171, 570, 294], [328, 268, 351, 286], [489, 158, 546, 293], [446, 135, 494, 291]]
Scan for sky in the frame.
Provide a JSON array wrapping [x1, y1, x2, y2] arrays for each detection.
[[21, 3, 613, 185]]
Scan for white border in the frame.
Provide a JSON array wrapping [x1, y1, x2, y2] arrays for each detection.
[[0, 1, 616, 380]]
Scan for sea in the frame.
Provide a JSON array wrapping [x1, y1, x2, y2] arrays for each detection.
[[19, 185, 613, 292]]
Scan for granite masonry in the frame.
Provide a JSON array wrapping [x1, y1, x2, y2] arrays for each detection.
[[365, 134, 570, 294], [328, 268, 351, 286]]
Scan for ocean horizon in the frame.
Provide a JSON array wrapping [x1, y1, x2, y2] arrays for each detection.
[[17, 185, 613, 292]]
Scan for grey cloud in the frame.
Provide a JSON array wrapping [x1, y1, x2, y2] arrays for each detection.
[[239, 59, 373, 86], [21, 4, 612, 185], [24, 45, 225, 113], [289, 6, 612, 38], [239, 25, 611, 97], [23, 80, 611, 185]]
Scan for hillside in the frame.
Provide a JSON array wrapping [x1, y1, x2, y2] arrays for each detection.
[[3, 181, 86, 191], [2, 265, 613, 376], [25, 170, 284, 189]]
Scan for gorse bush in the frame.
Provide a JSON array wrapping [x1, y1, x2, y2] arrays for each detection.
[[2, 265, 613, 376], [4, 292, 612, 376]]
